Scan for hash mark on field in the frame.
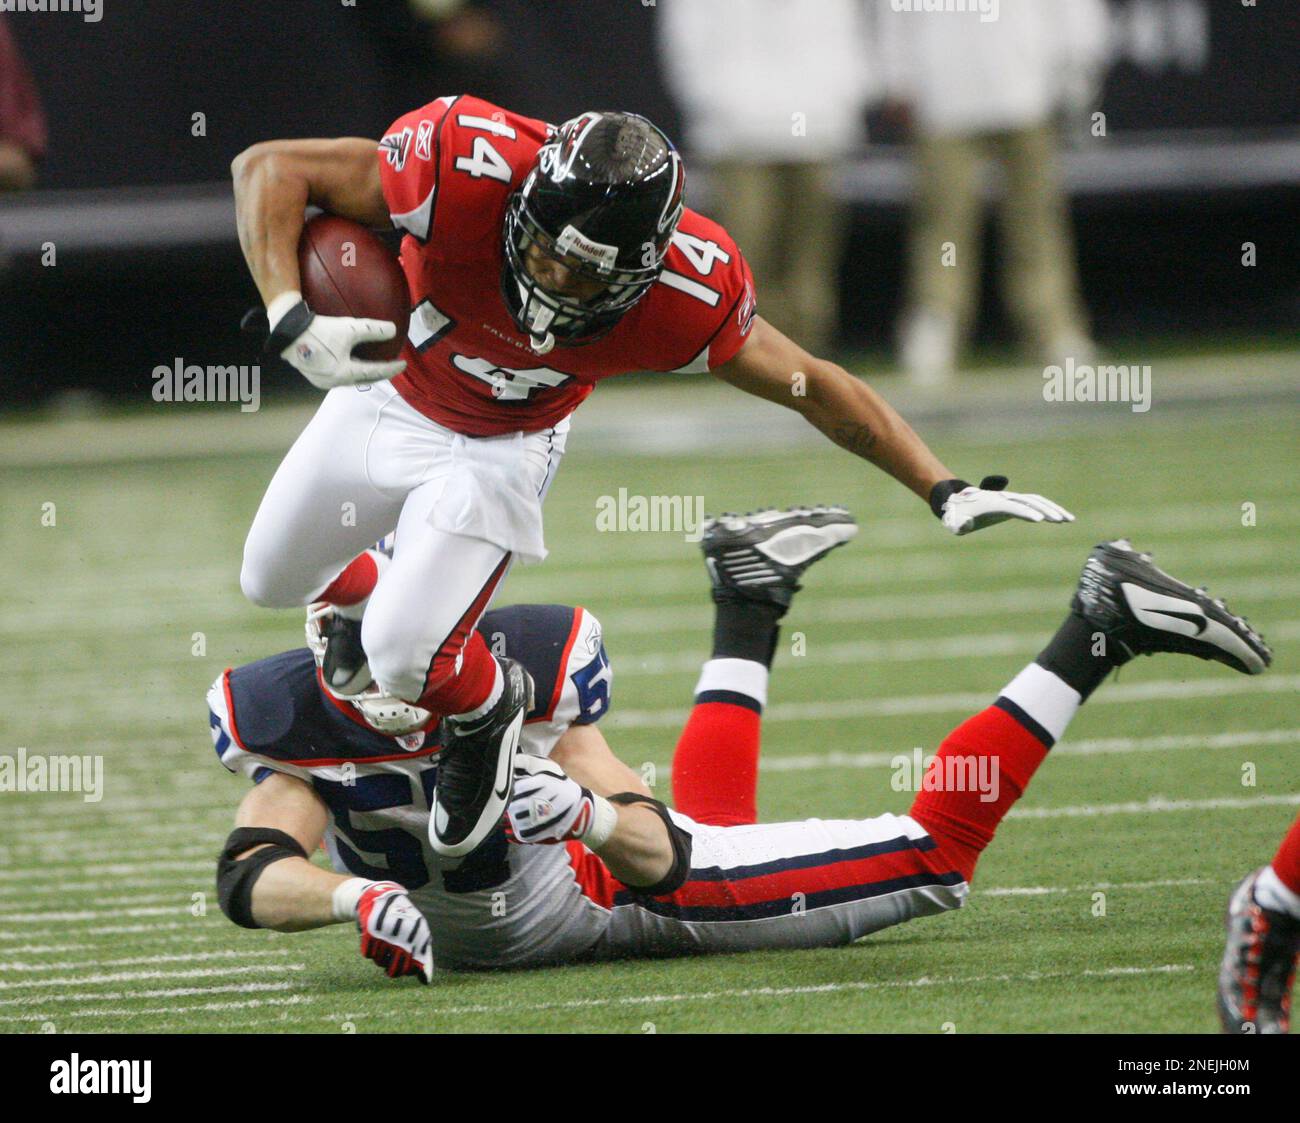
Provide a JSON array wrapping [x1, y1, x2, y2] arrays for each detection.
[[0, 980, 300, 1011], [0, 993, 313, 1023], [0, 906, 188, 924], [0, 948, 292, 973], [0, 963, 304, 991]]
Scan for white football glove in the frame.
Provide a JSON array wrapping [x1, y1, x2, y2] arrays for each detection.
[[934, 475, 1075, 536], [505, 756, 618, 848], [268, 293, 406, 391], [348, 879, 432, 983]]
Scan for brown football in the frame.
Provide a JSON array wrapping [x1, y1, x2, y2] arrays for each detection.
[[297, 214, 410, 361]]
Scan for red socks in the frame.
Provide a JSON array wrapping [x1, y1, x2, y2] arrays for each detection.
[[672, 700, 761, 827], [1272, 814, 1300, 897], [319, 551, 379, 607], [909, 705, 1051, 883]]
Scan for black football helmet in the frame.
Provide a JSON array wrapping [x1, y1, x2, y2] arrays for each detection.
[[502, 110, 685, 354]]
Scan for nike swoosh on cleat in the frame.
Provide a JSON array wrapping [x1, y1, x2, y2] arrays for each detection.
[[1147, 608, 1209, 635]]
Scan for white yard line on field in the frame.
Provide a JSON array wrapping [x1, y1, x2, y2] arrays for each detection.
[[732, 727, 1300, 775], [621, 620, 1300, 677], [1007, 792, 1300, 821], [977, 877, 1215, 898], [613, 673, 1300, 729], [599, 576, 1300, 636], [322, 963, 1196, 1021]]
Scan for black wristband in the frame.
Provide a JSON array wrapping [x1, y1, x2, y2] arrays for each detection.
[[264, 299, 315, 358], [928, 475, 1010, 519], [928, 478, 971, 519], [608, 792, 694, 896]]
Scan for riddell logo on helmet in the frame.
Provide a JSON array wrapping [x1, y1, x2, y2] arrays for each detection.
[[555, 225, 618, 270]]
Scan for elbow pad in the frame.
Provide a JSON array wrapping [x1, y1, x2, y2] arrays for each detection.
[[216, 827, 308, 929], [608, 793, 694, 896]]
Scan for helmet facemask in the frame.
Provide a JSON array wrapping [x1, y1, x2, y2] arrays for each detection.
[[305, 603, 434, 737], [500, 112, 685, 354]]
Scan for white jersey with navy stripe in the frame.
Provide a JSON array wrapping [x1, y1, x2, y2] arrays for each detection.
[[207, 604, 614, 970]]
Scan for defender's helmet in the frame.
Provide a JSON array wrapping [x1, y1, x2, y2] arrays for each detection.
[[502, 110, 685, 354], [305, 604, 433, 737]]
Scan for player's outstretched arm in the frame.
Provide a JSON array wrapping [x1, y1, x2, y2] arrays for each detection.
[[226, 771, 340, 931], [220, 772, 433, 981], [507, 736, 689, 894], [712, 317, 1074, 534]]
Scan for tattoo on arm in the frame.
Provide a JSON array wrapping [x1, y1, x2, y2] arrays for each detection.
[[831, 421, 877, 456]]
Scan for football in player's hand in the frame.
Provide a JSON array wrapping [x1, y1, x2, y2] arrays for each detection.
[[298, 215, 410, 361]]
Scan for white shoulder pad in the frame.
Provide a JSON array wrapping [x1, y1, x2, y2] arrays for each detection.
[[520, 608, 612, 758], [205, 671, 308, 785]]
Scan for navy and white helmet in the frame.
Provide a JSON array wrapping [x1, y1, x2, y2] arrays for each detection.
[[502, 110, 685, 353]]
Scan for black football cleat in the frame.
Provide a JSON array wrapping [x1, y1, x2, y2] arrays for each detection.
[[321, 612, 373, 697], [430, 658, 534, 861], [701, 505, 858, 611], [1217, 869, 1299, 1034], [1070, 539, 1271, 674]]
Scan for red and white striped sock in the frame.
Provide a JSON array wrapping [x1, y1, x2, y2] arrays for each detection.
[[1255, 814, 1300, 919], [909, 662, 1081, 882], [671, 658, 766, 827]]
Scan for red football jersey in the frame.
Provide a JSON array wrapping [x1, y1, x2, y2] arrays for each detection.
[[377, 95, 757, 437]]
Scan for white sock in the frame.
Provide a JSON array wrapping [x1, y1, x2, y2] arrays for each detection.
[[1254, 865, 1300, 919], [694, 657, 768, 711], [334, 550, 390, 622], [455, 660, 504, 721], [998, 663, 1082, 745]]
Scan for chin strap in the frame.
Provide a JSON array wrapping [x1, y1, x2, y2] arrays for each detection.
[[529, 331, 556, 355]]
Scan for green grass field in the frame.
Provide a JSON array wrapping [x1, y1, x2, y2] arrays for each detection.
[[2, 367, 1297, 1033]]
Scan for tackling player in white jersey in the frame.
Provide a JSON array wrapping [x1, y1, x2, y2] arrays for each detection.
[[208, 509, 1270, 984]]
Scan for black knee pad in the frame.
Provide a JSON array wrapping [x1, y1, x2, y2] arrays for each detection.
[[609, 793, 694, 896], [216, 827, 308, 929]]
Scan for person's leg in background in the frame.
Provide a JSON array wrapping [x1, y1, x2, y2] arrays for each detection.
[[995, 122, 1094, 366], [898, 130, 986, 385], [710, 160, 790, 334], [783, 161, 844, 357]]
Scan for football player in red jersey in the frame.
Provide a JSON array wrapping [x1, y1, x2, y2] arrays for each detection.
[[231, 97, 1073, 859]]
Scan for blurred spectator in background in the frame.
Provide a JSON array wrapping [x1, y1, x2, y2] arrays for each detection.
[[0, 17, 46, 191], [877, 0, 1109, 384], [657, 0, 876, 355]]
